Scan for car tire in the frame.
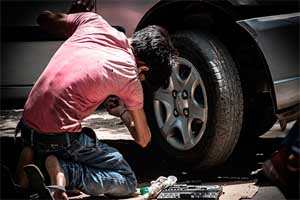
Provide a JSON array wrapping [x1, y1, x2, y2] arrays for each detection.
[[144, 31, 244, 169]]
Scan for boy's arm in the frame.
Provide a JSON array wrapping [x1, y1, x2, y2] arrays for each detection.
[[37, 11, 68, 37], [36, 0, 95, 37], [105, 97, 151, 148], [122, 109, 151, 148]]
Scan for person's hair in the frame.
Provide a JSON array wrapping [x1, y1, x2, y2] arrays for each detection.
[[131, 25, 177, 90]]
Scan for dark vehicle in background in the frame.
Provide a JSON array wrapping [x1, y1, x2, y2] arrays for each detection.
[[1, 0, 299, 169]]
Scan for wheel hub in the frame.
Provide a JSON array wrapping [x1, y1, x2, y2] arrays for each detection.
[[173, 90, 189, 117]]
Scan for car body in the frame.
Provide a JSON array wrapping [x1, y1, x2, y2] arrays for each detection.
[[1, 0, 299, 168]]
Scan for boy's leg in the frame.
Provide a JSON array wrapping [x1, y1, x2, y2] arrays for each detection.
[[45, 155, 68, 200], [59, 132, 137, 197], [15, 146, 34, 187]]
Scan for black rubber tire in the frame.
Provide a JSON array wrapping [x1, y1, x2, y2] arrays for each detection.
[[144, 31, 244, 169]]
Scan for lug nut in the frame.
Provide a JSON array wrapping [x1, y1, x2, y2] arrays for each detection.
[[182, 90, 188, 99], [173, 109, 179, 117], [183, 108, 189, 117], [172, 90, 178, 98]]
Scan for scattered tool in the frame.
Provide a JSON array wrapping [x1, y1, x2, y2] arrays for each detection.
[[157, 184, 223, 200], [140, 176, 222, 200], [140, 176, 178, 199]]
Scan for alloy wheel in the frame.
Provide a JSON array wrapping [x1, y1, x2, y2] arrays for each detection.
[[153, 57, 208, 150]]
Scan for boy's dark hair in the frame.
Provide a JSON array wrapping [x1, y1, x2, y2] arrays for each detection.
[[131, 25, 177, 90]]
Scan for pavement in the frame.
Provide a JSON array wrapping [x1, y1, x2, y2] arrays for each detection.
[[0, 108, 131, 140], [0, 109, 297, 200]]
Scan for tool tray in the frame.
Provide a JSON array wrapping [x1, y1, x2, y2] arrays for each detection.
[[157, 184, 223, 200]]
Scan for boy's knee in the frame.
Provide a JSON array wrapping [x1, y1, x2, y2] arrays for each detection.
[[83, 176, 137, 197], [107, 185, 137, 197], [107, 178, 137, 197], [127, 178, 137, 194]]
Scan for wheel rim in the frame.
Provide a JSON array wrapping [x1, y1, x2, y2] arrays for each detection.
[[153, 57, 208, 150]]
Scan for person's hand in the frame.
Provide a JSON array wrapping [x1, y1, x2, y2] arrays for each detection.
[[68, 0, 95, 14], [104, 96, 127, 117]]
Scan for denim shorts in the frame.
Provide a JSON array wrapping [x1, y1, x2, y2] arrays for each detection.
[[20, 124, 137, 197]]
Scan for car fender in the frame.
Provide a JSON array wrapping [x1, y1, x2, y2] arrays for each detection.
[[237, 13, 300, 110]]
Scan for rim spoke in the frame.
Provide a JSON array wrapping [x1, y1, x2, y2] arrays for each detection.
[[154, 89, 173, 106], [188, 99, 207, 122], [167, 76, 175, 92], [183, 68, 198, 89], [154, 89, 174, 123], [177, 117, 194, 147], [171, 63, 183, 89], [161, 114, 176, 137]]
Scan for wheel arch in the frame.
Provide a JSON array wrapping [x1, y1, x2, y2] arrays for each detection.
[[137, 0, 278, 135]]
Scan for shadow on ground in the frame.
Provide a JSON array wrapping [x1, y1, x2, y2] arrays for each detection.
[[0, 134, 284, 199]]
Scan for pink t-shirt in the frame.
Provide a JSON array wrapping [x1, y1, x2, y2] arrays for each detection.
[[23, 12, 143, 133]]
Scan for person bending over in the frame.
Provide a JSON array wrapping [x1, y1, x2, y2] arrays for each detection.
[[15, 1, 177, 199]]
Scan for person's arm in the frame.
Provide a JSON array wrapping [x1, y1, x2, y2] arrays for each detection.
[[37, 11, 68, 37], [36, 0, 95, 37], [121, 109, 151, 148], [104, 96, 151, 147]]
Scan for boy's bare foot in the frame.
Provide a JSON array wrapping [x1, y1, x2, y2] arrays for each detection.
[[52, 189, 68, 200], [45, 155, 68, 200]]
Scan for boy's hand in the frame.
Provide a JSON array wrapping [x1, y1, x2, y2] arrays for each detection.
[[104, 96, 127, 117], [68, 0, 95, 14]]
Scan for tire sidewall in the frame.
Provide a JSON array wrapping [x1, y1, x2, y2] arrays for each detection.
[[144, 31, 243, 168]]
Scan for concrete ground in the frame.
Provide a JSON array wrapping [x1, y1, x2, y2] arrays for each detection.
[[0, 109, 297, 200]]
